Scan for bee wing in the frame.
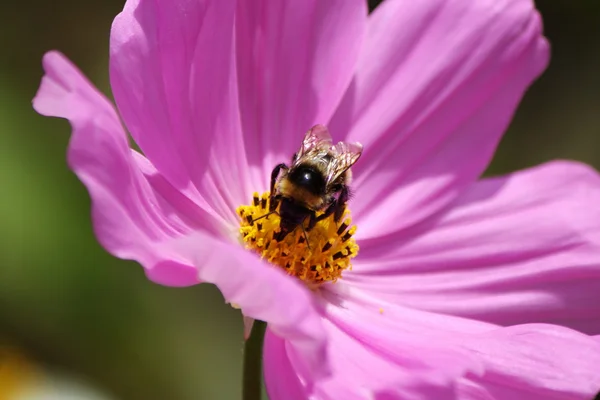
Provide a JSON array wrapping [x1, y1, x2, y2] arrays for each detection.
[[297, 124, 333, 160], [327, 141, 363, 182]]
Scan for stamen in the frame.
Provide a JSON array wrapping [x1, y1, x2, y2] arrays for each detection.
[[337, 222, 348, 236], [236, 192, 359, 284]]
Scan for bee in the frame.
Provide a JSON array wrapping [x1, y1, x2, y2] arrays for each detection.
[[257, 124, 363, 243]]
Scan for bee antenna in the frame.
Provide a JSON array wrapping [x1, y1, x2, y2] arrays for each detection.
[[251, 211, 278, 223]]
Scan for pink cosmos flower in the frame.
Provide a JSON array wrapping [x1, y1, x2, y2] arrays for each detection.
[[34, 0, 600, 398]]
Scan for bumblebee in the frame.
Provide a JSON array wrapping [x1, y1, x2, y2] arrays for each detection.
[[263, 124, 363, 243]]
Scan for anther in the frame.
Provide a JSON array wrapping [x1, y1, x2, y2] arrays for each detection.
[[337, 222, 348, 235]]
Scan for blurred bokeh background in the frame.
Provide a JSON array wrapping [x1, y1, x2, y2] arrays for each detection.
[[0, 0, 598, 399]]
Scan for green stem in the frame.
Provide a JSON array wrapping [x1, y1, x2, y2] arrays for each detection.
[[242, 320, 267, 400]]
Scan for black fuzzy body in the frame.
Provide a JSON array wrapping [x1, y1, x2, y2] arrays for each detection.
[[273, 196, 314, 242]]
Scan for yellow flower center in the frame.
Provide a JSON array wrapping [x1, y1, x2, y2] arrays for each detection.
[[237, 192, 359, 284]]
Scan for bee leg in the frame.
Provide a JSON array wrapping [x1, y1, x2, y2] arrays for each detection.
[[309, 186, 349, 229], [273, 228, 285, 242], [269, 164, 288, 211], [309, 200, 337, 230], [334, 186, 349, 222], [270, 163, 288, 194], [300, 222, 311, 250], [250, 211, 278, 224], [306, 210, 319, 231], [269, 194, 281, 212]]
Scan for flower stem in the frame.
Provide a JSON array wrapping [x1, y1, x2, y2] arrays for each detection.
[[242, 320, 267, 400]]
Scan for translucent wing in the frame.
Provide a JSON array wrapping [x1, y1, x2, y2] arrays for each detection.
[[326, 141, 363, 183], [296, 124, 332, 161], [293, 124, 362, 184]]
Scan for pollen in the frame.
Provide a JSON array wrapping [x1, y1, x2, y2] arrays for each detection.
[[236, 192, 359, 284]]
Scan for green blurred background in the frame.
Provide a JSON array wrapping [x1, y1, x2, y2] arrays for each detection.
[[0, 1, 599, 399]]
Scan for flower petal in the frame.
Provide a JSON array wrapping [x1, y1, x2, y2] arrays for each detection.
[[323, 287, 600, 399], [329, 0, 549, 237], [171, 232, 328, 377], [111, 0, 252, 225], [265, 328, 464, 400], [348, 161, 600, 335], [235, 0, 367, 178], [459, 324, 600, 399], [33, 51, 209, 287], [264, 286, 482, 399], [263, 330, 308, 400]]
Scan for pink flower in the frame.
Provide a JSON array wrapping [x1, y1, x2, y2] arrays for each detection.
[[34, 0, 600, 398]]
